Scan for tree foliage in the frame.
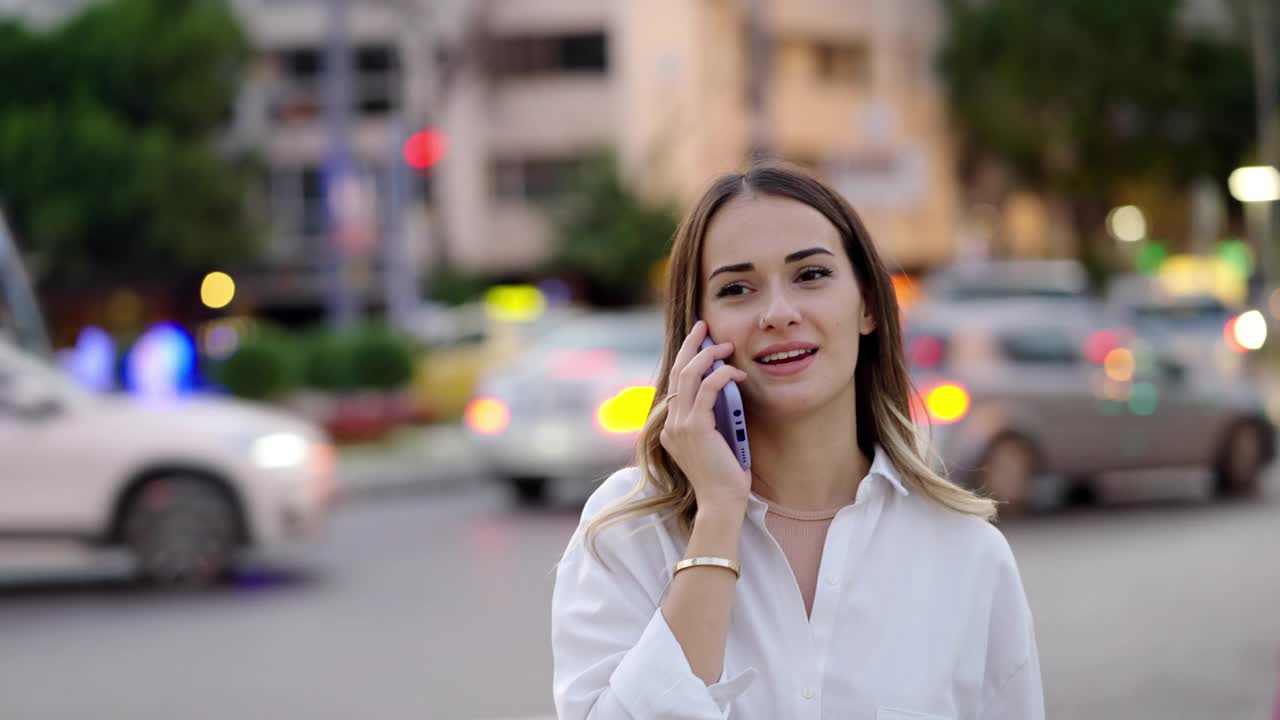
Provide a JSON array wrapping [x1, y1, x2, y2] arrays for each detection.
[[546, 151, 678, 306], [938, 0, 1258, 235], [0, 0, 257, 284]]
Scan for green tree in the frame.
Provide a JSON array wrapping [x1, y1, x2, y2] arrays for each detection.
[[0, 0, 257, 284], [938, 0, 1258, 259], [546, 152, 678, 306]]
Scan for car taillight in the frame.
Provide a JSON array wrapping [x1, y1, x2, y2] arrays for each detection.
[[923, 382, 970, 425], [1084, 328, 1133, 365], [465, 397, 511, 435], [595, 386, 656, 434]]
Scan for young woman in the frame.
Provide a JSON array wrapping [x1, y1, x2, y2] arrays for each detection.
[[552, 163, 1043, 719]]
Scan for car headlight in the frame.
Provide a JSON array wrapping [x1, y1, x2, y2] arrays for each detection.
[[250, 432, 311, 469]]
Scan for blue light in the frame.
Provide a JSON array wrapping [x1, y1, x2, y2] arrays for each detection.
[[65, 326, 116, 391], [124, 323, 197, 397]]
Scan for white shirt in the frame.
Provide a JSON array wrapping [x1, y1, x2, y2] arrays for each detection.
[[551, 447, 1044, 720]]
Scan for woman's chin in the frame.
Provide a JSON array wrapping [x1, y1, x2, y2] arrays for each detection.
[[747, 389, 827, 420]]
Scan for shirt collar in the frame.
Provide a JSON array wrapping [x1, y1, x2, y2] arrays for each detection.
[[868, 444, 910, 497], [744, 443, 909, 516]]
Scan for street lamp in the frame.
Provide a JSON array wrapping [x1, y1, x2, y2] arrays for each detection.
[[1228, 166, 1280, 203], [1228, 165, 1280, 287]]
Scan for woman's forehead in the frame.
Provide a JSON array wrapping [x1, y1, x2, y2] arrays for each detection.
[[702, 194, 841, 265]]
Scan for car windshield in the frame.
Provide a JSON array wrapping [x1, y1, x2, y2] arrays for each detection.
[[1131, 299, 1230, 332], [535, 316, 665, 356], [0, 212, 52, 358]]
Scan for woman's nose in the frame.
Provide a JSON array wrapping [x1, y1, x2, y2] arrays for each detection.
[[757, 291, 801, 330]]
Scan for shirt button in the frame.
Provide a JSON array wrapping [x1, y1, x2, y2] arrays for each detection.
[[826, 575, 840, 586], [801, 687, 816, 700]]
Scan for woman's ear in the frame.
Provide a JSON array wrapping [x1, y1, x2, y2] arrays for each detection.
[[859, 300, 877, 335]]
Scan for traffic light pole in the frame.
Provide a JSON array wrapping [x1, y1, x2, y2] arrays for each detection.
[[384, 117, 419, 331], [325, 0, 359, 328]]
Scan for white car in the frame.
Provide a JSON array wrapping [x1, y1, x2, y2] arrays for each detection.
[[0, 336, 337, 586], [464, 310, 664, 505]]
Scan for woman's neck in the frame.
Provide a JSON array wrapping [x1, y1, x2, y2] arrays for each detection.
[[745, 388, 871, 511]]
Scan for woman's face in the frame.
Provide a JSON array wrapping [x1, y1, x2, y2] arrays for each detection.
[[698, 194, 874, 418]]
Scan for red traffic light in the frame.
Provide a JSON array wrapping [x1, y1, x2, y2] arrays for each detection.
[[403, 129, 446, 170]]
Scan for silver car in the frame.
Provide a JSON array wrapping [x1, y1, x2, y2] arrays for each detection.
[[906, 299, 1274, 511], [464, 310, 664, 505]]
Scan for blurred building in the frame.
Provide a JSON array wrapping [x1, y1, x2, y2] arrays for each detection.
[[0, 0, 991, 311], [225, 0, 964, 312], [430, 0, 959, 273]]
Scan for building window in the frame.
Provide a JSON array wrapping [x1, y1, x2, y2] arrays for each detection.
[[813, 40, 870, 87], [354, 45, 399, 115], [270, 43, 400, 124], [489, 32, 608, 78], [492, 156, 588, 202]]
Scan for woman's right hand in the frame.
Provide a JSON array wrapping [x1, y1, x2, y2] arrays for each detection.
[[659, 320, 752, 512]]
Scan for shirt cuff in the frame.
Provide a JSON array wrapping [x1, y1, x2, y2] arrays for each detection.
[[609, 608, 757, 719]]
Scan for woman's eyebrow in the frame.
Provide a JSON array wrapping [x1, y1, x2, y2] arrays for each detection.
[[784, 247, 835, 263], [706, 247, 835, 282]]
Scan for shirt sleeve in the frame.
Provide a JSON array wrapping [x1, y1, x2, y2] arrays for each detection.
[[551, 478, 756, 719], [979, 531, 1045, 720]]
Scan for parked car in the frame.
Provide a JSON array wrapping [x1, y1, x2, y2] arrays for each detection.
[[1104, 274, 1264, 373], [0, 335, 338, 586], [464, 310, 664, 505], [906, 299, 1274, 510], [0, 214, 336, 587]]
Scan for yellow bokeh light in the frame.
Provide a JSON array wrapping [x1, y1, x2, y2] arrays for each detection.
[[1233, 310, 1268, 351], [465, 397, 510, 435], [925, 384, 970, 424], [597, 386, 656, 434], [1103, 347, 1135, 382], [200, 272, 236, 309], [484, 284, 546, 323]]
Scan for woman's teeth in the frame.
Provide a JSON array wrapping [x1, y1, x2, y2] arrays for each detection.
[[758, 349, 816, 364]]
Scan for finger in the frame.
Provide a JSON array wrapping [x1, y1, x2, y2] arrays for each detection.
[[669, 320, 708, 380], [691, 363, 748, 420], [676, 341, 735, 417]]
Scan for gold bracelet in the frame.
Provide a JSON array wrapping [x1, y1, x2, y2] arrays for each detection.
[[673, 556, 740, 579]]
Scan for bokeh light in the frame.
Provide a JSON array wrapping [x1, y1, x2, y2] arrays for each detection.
[[201, 272, 236, 309], [1227, 166, 1280, 203], [125, 323, 197, 398], [1128, 382, 1159, 416], [67, 326, 116, 391], [1106, 205, 1147, 242], [484, 284, 546, 323], [1231, 310, 1267, 351], [465, 397, 510, 435], [1103, 348, 1136, 382], [596, 386, 657, 434], [924, 383, 970, 424]]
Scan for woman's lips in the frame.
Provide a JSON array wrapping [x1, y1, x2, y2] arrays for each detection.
[[754, 349, 818, 376]]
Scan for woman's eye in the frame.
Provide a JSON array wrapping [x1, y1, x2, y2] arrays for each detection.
[[716, 283, 749, 298], [798, 266, 833, 282]]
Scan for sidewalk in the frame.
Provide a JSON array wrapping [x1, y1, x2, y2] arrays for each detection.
[[335, 423, 489, 499]]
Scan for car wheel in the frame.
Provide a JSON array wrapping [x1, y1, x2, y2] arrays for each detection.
[[511, 476, 548, 506], [1215, 421, 1270, 499], [976, 435, 1039, 514], [123, 476, 240, 588]]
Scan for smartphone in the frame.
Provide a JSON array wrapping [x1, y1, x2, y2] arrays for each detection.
[[700, 333, 751, 469]]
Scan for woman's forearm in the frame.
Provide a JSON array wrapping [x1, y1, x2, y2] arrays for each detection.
[[660, 504, 746, 685]]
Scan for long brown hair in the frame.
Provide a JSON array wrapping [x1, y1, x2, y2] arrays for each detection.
[[586, 162, 995, 551]]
